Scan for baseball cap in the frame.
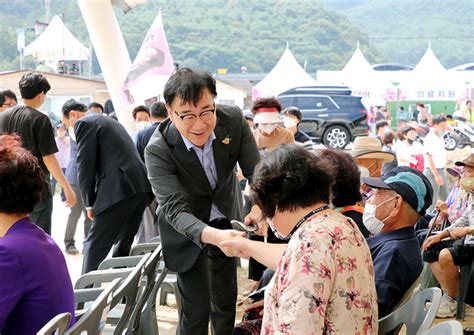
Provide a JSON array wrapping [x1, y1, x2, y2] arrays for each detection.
[[362, 166, 433, 215]]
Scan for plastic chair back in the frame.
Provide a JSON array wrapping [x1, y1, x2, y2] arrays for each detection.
[[37, 312, 71, 335], [130, 242, 160, 256], [66, 278, 121, 335], [422, 320, 463, 334], [128, 245, 164, 334], [98, 255, 145, 270], [109, 254, 150, 334], [378, 287, 442, 335]]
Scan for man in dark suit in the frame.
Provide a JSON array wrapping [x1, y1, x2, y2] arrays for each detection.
[[145, 68, 260, 335], [61, 99, 151, 273], [136, 101, 168, 162]]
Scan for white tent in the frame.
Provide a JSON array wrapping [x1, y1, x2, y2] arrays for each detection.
[[24, 15, 90, 61], [401, 45, 465, 100], [252, 46, 317, 99], [342, 44, 373, 75], [340, 45, 389, 106]]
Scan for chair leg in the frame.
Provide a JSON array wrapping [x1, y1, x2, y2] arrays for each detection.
[[456, 261, 473, 320], [158, 288, 168, 306]]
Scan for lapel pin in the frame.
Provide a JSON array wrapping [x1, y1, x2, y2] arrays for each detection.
[[222, 135, 231, 145]]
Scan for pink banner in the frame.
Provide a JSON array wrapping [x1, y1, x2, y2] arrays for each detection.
[[121, 9, 174, 105]]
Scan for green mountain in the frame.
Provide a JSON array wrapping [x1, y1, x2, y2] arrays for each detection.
[[322, 0, 474, 68], [0, 0, 383, 74]]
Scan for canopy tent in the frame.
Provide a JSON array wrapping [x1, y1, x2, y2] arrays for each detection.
[[24, 15, 90, 61], [400, 45, 466, 100], [339, 45, 390, 106], [252, 46, 317, 99]]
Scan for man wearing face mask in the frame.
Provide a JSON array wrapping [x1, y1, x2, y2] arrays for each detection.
[[422, 153, 474, 318], [282, 106, 313, 148], [423, 114, 449, 213], [130, 105, 152, 143], [251, 97, 294, 152], [362, 166, 433, 317]]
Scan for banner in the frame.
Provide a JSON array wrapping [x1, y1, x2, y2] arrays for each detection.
[[121, 9, 174, 105]]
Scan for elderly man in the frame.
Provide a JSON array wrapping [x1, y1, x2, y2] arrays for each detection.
[[362, 166, 433, 317], [423, 153, 474, 317], [145, 68, 260, 334]]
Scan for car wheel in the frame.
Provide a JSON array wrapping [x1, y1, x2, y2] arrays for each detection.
[[444, 133, 458, 151], [323, 125, 350, 149]]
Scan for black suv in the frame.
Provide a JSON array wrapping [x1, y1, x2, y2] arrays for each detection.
[[278, 86, 368, 149]]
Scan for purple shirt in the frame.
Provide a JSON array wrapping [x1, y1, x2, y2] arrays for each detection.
[[0, 217, 75, 334]]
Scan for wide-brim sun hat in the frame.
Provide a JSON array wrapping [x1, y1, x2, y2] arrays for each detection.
[[455, 153, 474, 168], [253, 107, 282, 124], [351, 136, 395, 163]]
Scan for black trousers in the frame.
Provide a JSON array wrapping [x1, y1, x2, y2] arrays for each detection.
[[81, 194, 149, 274], [30, 195, 53, 235], [177, 219, 237, 335]]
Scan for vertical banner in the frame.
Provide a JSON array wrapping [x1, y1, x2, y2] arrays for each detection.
[[121, 9, 174, 105]]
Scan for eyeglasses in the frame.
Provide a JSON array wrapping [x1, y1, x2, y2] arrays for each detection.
[[173, 104, 216, 126]]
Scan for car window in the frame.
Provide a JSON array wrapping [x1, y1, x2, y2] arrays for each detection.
[[296, 96, 336, 111], [332, 96, 361, 108], [279, 97, 292, 108]]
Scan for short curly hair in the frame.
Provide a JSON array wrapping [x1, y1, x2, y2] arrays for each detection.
[[251, 97, 282, 114], [250, 144, 333, 218], [0, 134, 47, 214], [318, 149, 362, 208]]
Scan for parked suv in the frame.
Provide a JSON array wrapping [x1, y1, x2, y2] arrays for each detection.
[[278, 86, 368, 149]]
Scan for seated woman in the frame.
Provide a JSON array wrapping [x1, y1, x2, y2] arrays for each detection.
[[221, 145, 378, 334], [0, 134, 75, 334], [319, 148, 370, 238]]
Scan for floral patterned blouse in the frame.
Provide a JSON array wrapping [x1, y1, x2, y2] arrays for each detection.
[[262, 209, 378, 334]]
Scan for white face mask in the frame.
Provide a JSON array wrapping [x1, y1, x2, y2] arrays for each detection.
[[363, 196, 397, 236], [259, 123, 277, 134], [136, 121, 151, 131], [283, 117, 298, 128], [68, 126, 76, 142]]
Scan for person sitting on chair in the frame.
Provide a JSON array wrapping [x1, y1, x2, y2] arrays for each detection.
[[362, 166, 433, 317], [422, 153, 474, 318], [0, 134, 75, 334]]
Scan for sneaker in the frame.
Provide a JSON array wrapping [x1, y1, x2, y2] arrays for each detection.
[[65, 244, 79, 255], [436, 294, 457, 318]]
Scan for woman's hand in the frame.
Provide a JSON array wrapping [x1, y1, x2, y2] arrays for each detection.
[[245, 205, 268, 237], [435, 201, 449, 215], [220, 236, 250, 258]]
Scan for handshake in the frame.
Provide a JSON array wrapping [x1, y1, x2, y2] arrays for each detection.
[[214, 206, 269, 258]]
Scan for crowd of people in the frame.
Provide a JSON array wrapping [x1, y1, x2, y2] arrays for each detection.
[[0, 69, 473, 334]]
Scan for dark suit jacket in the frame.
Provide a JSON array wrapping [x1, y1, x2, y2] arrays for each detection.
[[136, 122, 159, 162], [75, 113, 151, 216], [145, 105, 260, 272]]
